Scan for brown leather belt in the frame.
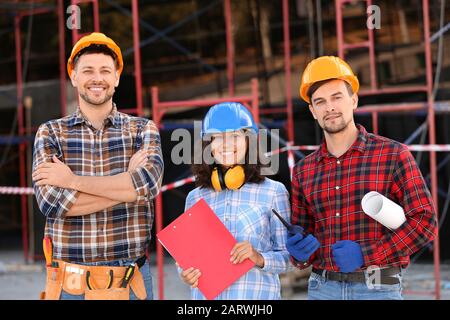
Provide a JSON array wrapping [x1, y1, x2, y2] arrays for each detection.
[[312, 267, 401, 285]]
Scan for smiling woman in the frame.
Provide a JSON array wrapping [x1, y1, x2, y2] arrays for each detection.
[[178, 102, 293, 300], [210, 130, 247, 168]]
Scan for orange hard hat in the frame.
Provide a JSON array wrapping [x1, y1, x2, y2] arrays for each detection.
[[67, 32, 123, 77], [299, 56, 359, 104]]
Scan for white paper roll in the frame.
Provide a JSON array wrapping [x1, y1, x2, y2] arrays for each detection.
[[361, 191, 406, 230]]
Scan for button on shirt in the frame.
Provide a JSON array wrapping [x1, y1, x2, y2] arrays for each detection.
[[184, 178, 293, 300], [291, 124, 436, 271], [33, 106, 164, 262]]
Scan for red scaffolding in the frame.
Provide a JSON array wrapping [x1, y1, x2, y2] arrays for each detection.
[[12, 0, 67, 262]]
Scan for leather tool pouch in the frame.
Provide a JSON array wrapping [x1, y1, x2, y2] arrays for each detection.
[[41, 266, 63, 300], [85, 287, 130, 300], [41, 259, 147, 300], [130, 268, 147, 300]]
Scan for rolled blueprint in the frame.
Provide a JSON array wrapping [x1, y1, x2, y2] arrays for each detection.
[[361, 191, 406, 230]]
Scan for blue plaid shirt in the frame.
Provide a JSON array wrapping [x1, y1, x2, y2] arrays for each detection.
[[184, 178, 292, 300]]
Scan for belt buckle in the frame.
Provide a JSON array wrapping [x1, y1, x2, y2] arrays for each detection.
[[339, 273, 349, 282]]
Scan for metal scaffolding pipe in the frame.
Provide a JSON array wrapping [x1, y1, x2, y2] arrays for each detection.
[[132, 0, 143, 117], [57, 0, 66, 117], [355, 103, 427, 114], [335, 0, 344, 59], [155, 96, 255, 109], [359, 86, 428, 96], [224, 0, 235, 96], [14, 11, 29, 263], [282, 0, 295, 143], [423, 0, 441, 300], [367, 0, 377, 90]]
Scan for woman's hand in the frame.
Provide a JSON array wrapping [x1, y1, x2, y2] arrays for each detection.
[[180, 266, 202, 288], [230, 241, 264, 268]]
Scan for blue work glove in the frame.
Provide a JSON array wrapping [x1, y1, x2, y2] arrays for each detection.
[[331, 240, 364, 273], [286, 227, 320, 263]]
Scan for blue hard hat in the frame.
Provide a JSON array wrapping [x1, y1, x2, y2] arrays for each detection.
[[201, 102, 258, 138]]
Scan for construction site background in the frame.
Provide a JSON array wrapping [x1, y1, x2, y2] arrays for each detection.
[[1, 0, 449, 299]]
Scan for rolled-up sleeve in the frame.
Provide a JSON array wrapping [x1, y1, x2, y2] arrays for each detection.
[[290, 164, 317, 269], [360, 146, 437, 266], [32, 123, 79, 218], [129, 120, 164, 201]]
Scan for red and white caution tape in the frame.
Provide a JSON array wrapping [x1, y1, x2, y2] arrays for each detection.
[[267, 144, 450, 156], [0, 178, 197, 196], [408, 145, 450, 152], [161, 176, 195, 192], [2, 144, 449, 196], [286, 142, 295, 181], [0, 187, 34, 195]]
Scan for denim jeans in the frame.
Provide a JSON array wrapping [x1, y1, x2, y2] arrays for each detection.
[[307, 270, 403, 300], [59, 258, 154, 300]]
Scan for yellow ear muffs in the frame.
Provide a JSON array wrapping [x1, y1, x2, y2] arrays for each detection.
[[211, 165, 245, 192], [211, 166, 226, 191], [223, 165, 245, 190]]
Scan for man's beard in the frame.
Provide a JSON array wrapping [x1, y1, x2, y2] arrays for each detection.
[[80, 89, 114, 106], [321, 114, 350, 134]]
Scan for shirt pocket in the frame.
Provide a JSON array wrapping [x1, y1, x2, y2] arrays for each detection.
[[235, 204, 269, 248]]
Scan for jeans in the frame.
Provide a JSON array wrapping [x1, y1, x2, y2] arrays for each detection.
[[59, 258, 154, 300], [307, 270, 403, 300]]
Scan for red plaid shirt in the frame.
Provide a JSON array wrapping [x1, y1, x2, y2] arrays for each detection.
[[291, 124, 436, 271]]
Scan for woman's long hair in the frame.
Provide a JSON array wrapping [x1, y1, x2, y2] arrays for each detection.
[[191, 134, 265, 189]]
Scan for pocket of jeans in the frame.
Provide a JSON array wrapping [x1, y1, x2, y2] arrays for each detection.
[[308, 273, 324, 290]]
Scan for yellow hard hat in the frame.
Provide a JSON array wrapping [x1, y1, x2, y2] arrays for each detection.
[[67, 32, 123, 77], [299, 56, 359, 104]]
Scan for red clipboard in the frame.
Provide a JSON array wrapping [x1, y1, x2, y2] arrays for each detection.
[[156, 198, 255, 300]]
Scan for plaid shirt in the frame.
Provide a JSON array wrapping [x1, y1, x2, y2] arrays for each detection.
[[33, 105, 163, 263], [291, 124, 436, 271], [184, 178, 293, 300]]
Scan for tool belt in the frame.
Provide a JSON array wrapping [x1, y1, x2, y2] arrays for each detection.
[[312, 267, 401, 285], [40, 256, 147, 300]]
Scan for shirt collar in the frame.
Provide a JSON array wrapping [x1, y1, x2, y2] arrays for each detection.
[[67, 104, 120, 128], [317, 124, 368, 161]]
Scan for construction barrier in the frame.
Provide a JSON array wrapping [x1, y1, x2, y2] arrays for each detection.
[[2, 144, 450, 196]]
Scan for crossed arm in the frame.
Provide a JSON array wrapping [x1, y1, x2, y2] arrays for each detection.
[[33, 150, 149, 217]]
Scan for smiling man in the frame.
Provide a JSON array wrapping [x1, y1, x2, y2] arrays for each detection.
[[287, 56, 436, 300], [32, 33, 163, 300]]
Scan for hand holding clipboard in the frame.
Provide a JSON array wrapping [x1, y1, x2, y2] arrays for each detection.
[[157, 199, 254, 300]]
